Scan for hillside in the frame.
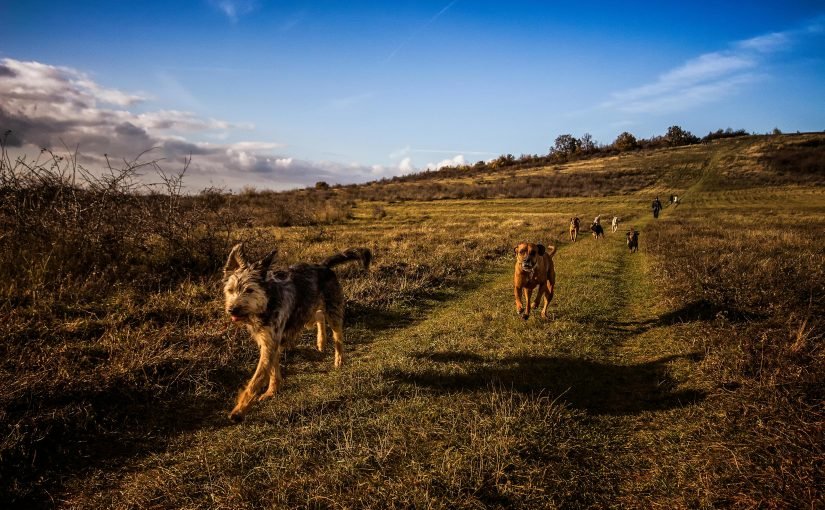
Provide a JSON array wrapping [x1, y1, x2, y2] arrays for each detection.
[[1, 134, 823, 508]]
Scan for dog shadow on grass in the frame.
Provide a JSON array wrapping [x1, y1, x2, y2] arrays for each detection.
[[578, 299, 763, 339], [388, 351, 706, 416]]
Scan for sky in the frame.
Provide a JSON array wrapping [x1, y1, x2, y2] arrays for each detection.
[[1, 1, 824, 190]]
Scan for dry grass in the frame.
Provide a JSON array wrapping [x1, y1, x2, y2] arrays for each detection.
[[1, 133, 823, 508], [643, 189, 824, 508]]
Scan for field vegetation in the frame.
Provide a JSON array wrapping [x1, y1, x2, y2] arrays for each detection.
[[1, 132, 823, 508]]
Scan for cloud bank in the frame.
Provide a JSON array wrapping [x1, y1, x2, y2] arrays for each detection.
[[0, 58, 414, 190]]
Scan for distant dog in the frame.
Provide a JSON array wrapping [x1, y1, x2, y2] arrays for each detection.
[[611, 216, 620, 233], [590, 222, 604, 239], [222, 244, 371, 422], [513, 242, 556, 320], [626, 229, 639, 253], [569, 217, 580, 242]]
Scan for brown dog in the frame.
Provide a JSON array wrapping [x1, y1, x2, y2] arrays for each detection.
[[513, 242, 557, 320], [569, 217, 580, 242]]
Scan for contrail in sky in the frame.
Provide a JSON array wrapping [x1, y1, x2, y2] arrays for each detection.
[[386, 1, 458, 62]]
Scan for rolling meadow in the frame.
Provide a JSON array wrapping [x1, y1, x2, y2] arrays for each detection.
[[1, 134, 823, 508]]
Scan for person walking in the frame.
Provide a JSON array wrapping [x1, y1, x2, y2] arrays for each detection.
[[652, 196, 662, 218]]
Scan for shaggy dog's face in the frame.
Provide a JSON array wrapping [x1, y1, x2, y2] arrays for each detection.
[[514, 242, 545, 271], [222, 244, 276, 323], [223, 269, 268, 322]]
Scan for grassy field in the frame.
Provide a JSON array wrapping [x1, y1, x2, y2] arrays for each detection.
[[1, 135, 823, 508]]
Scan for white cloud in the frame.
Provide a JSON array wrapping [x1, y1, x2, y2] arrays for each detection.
[[425, 154, 465, 170], [0, 57, 395, 190], [736, 32, 790, 53], [600, 17, 823, 115], [398, 157, 415, 173]]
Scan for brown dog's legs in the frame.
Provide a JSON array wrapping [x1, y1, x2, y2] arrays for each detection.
[[533, 286, 545, 312], [514, 286, 525, 316], [230, 330, 277, 421], [540, 280, 555, 318], [523, 287, 534, 319]]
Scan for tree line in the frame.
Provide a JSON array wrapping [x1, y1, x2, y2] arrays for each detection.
[[547, 126, 751, 162], [375, 126, 751, 185]]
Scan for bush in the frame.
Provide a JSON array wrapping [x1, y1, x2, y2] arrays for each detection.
[[0, 143, 234, 300]]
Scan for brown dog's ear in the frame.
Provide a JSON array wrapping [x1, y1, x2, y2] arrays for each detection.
[[224, 243, 247, 276], [514, 245, 519, 255], [259, 249, 277, 271], [537, 244, 546, 256]]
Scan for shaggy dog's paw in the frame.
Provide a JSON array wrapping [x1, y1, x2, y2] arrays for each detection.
[[258, 391, 276, 402], [228, 411, 245, 423]]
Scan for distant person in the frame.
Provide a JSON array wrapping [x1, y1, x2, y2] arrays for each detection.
[[652, 196, 662, 218], [593, 214, 601, 226], [673, 195, 680, 206], [611, 216, 620, 233]]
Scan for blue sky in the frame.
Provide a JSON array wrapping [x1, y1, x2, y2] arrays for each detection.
[[1, 1, 824, 190]]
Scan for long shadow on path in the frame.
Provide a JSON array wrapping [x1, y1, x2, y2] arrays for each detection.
[[388, 351, 705, 416]]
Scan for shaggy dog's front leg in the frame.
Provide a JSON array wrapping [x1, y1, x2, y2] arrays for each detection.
[[230, 329, 277, 422], [258, 343, 283, 402]]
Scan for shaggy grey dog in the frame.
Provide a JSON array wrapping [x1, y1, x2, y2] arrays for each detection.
[[222, 244, 371, 421]]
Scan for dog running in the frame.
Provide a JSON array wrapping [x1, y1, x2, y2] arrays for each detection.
[[569, 217, 580, 242], [590, 222, 605, 239], [611, 216, 620, 233], [222, 243, 371, 422], [626, 228, 639, 253], [513, 242, 557, 320]]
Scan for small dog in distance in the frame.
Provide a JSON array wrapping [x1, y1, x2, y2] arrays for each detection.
[[569, 217, 580, 242], [626, 228, 639, 253]]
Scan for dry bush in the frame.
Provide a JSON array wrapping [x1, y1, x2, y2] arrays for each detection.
[[0, 142, 235, 302]]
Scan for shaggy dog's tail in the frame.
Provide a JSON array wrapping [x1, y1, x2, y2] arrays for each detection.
[[545, 245, 557, 258], [322, 248, 372, 270]]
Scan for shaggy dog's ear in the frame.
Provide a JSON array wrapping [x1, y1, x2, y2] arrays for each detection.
[[537, 244, 546, 256], [514, 245, 519, 255], [259, 249, 277, 271], [224, 243, 247, 276]]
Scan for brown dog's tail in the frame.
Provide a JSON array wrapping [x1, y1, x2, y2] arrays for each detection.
[[322, 248, 372, 270]]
